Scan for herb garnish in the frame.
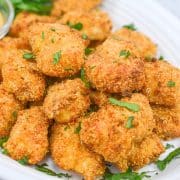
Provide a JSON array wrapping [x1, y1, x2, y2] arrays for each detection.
[[36, 163, 71, 178], [68, 22, 83, 31], [23, 52, 35, 60], [12, 111, 18, 120], [125, 116, 134, 128], [64, 125, 70, 131], [51, 38, 55, 43], [85, 48, 94, 56], [18, 156, 29, 165], [165, 144, 175, 150], [1, 148, 9, 155], [0, 137, 8, 148], [74, 122, 81, 134], [104, 168, 150, 180], [50, 28, 56, 32], [123, 23, 136, 31], [80, 67, 91, 88], [42, 31, 45, 40], [159, 55, 164, 60], [119, 50, 131, 58], [167, 80, 176, 87], [82, 33, 88, 40], [53, 51, 62, 65], [109, 97, 140, 112], [156, 147, 180, 171]]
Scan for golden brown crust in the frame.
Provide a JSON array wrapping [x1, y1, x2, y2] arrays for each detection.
[[5, 106, 49, 164], [2, 50, 45, 102], [60, 9, 112, 41], [0, 86, 23, 138], [29, 23, 88, 78], [143, 61, 180, 107], [50, 122, 105, 179], [85, 38, 145, 94], [80, 93, 156, 171], [43, 79, 90, 123]]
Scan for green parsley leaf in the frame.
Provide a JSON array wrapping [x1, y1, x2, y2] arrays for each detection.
[[123, 23, 136, 31], [159, 55, 164, 60], [80, 67, 91, 88], [125, 116, 134, 128], [165, 144, 175, 150], [23, 52, 35, 60], [82, 33, 88, 40], [85, 48, 94, 56], [36, 163, 71, 178], [53, 51, 62, 65], [119, 50, 131, 58], [156, 147, 180, 171], [12, 111, 18, 120], [109, 97, 140, 112], [1, 148, 9, 155], [74, 122, 81, 134], [18, 156, 29, 165], [0, 137, 8, 148], [42, 31, 45, 40], [167, 80, 176, 87], [68, 22, 83, 30]]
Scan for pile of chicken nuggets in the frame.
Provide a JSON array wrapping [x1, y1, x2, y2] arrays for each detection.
[[0, 0, 179, 179]]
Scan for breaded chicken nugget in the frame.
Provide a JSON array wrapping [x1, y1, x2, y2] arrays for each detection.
[[29, 23, 88, 78], [10, 12, 56, 38], [130, 134, 164, 170], [113, 28, 157, 58], [51, 0, 102, 17], [85, 38, 145, 94], [0, 86, 23, 138], [43, 79, 90, 123], [2, 50, 45, 102], [80, 94, 156, 171], [60, 9, 112, 41], [4, 106, 49, 164], [143, 60, 180, 107], [152, 105, 180, 140], [50, 122, 105, 180]]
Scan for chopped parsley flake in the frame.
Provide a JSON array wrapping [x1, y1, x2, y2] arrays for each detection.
[[85, 48, 94, 56], [18, 156, 29, 165], [165, 143, 175, 150], [41, 31, 45, 40], [50, 28, 56, 32], [125, 116, 134, 128], [68, 22, 83, 31], [159, 55, 164, 60], [12, 111, 18, 120], [0, 137, 8, 148], [51, 38, 55, 43], [74, 122, 81, 134], [109, 97, 140, 112], [53, 51, 62, 65], [82, 33, 88, 40], [1, 148, 9, 155], [119, 50, 131, 58], [23, 52, 35, 60], [167, 80, 176, 87], [123, 23, 136, 31], [80, 67, 91, 88]]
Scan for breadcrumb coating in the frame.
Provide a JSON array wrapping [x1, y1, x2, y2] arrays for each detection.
[[80, 93, 157, 171], [85, 38, 145, 94], [51, 0, 102, 17], [50, 122, 105, 179], [0, 86, 23, 138], [2, 50, 45, 102], [29, 23, 88, 78], [60, 9, 112, 41], [143, 60, 180, 107], [4, 106, 49, 164], [43, 79, 90, 123], [113, 28, 157, 58]]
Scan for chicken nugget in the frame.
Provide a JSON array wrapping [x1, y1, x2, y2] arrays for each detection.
[[85, 38, 145, 94], [143, 60, 180, 107], [50, 122, 105, 180], [0, 86, 23, 138], [2, 50, 45, 102], [80, 93, 156, 171], [60, 9, 112, 41], [43, 79, 90, 123], [4, 106, 49, 164], [51, 0, 102, 17], [29, 23, 88, 78], [113, 28, 157, 58], [152, 105, 180, 140]]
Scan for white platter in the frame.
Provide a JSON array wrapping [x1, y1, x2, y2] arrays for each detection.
[[0, 0, 180, 179]]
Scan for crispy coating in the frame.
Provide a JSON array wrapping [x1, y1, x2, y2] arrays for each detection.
[[4, 106, 49, 164], [143, 61, 180, 107], [113, 28, 157, 58], [129, 134, 164, 170], [80, 93, 157, 171], [60, 9, 112, 41], [85, 38, 145, 94], [0, 86, 23, 138], [43, 79, 90, 123], [2, 50, 45, 102], [51, 0, 102, 17], [10, 12, 56, 38], [152, 105, 180, 140], [50, 122, 105, 179], [29, 23, 88, 77]]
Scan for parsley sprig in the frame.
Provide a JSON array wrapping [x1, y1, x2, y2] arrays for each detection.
[[123, 23, 136, 31]]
